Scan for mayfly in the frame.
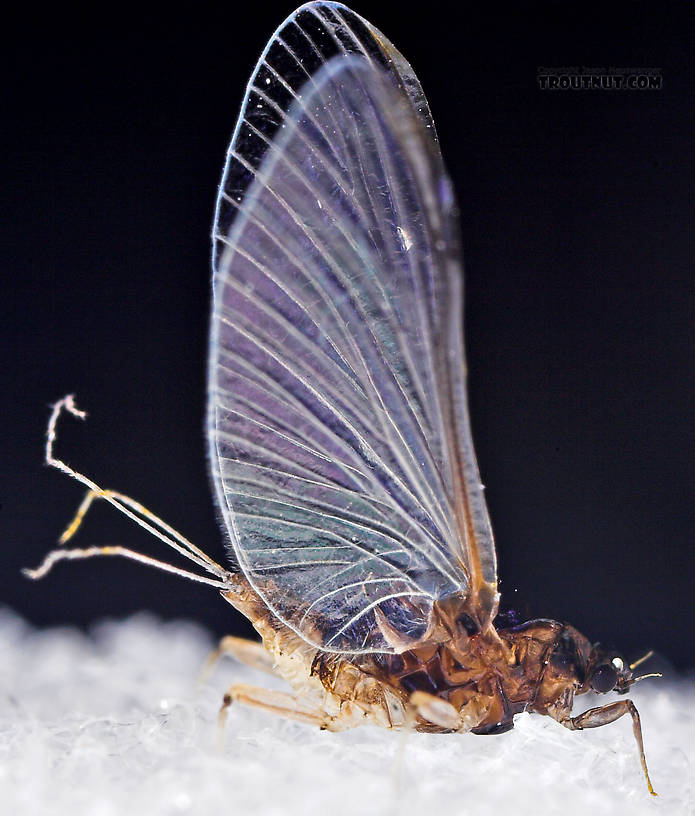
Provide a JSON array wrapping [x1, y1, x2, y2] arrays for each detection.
[[26, 1, 660, 795]]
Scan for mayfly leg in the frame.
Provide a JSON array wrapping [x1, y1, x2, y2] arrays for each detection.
[[24, 394, 231, 589], [199, 635, 278, 684], [408, 691, 464, 730], [390, 715, 411, 806], [390, 695, 423, 805], [560, 700, 657, 796], [217, 684, 329, 747]]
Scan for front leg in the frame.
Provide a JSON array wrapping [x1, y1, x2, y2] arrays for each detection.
[[559, 700, 656, 796]]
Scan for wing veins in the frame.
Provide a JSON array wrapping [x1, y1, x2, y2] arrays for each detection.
[[216, 202, 360, 381], [227, 473, 430, 557], [218, 280, 370, 418], [323, 590, 431, 648], [253, 559, 352, 571], [216, 309, 447, 541], [226, 148, 454, 539], [239, 112, 449, 497], [298, 576, 425, 629], [231, 505, 423, 579]]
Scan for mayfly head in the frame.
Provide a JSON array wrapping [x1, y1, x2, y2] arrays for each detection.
[[532, 625, 660, 699], [500, 620, 659, 793], [585, 645, 662, 696]]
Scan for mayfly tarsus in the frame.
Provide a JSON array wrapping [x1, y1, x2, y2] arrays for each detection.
[[25, 1, 661, 795]]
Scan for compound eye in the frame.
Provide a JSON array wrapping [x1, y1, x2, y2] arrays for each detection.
[[591, 663, 618, 693]]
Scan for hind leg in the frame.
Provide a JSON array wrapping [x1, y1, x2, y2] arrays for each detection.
[[201, 635, 276, 683], [217, 683, 331, 745]]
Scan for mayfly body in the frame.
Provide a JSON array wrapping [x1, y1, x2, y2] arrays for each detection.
[[25, 2, 660, 795]]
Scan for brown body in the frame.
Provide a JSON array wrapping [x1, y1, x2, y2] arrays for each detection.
[[27, 399, 659, 796], [223, 575, 595, 737], [216, 573, 656, 797]]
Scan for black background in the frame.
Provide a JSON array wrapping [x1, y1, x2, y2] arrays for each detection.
[[4, 2, 694, 669]]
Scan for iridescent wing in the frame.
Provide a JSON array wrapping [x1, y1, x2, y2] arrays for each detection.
[[208, 2, 498, 653]]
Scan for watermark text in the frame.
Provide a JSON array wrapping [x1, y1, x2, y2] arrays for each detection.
[[537, 67, 662, 90]]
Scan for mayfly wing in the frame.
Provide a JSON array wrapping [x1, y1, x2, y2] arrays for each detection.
[[208, 2, 498, 653]]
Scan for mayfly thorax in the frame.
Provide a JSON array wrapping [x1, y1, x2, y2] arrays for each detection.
[[25, 1, 661, 795]]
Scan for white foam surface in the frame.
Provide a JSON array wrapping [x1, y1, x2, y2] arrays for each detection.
[[1, 610, 692, 815]]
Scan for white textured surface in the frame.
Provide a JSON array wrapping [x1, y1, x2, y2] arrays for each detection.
[[1, 610, 692, 816]]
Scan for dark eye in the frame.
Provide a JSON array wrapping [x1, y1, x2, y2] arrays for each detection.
[[591, 663, 618, 693]]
